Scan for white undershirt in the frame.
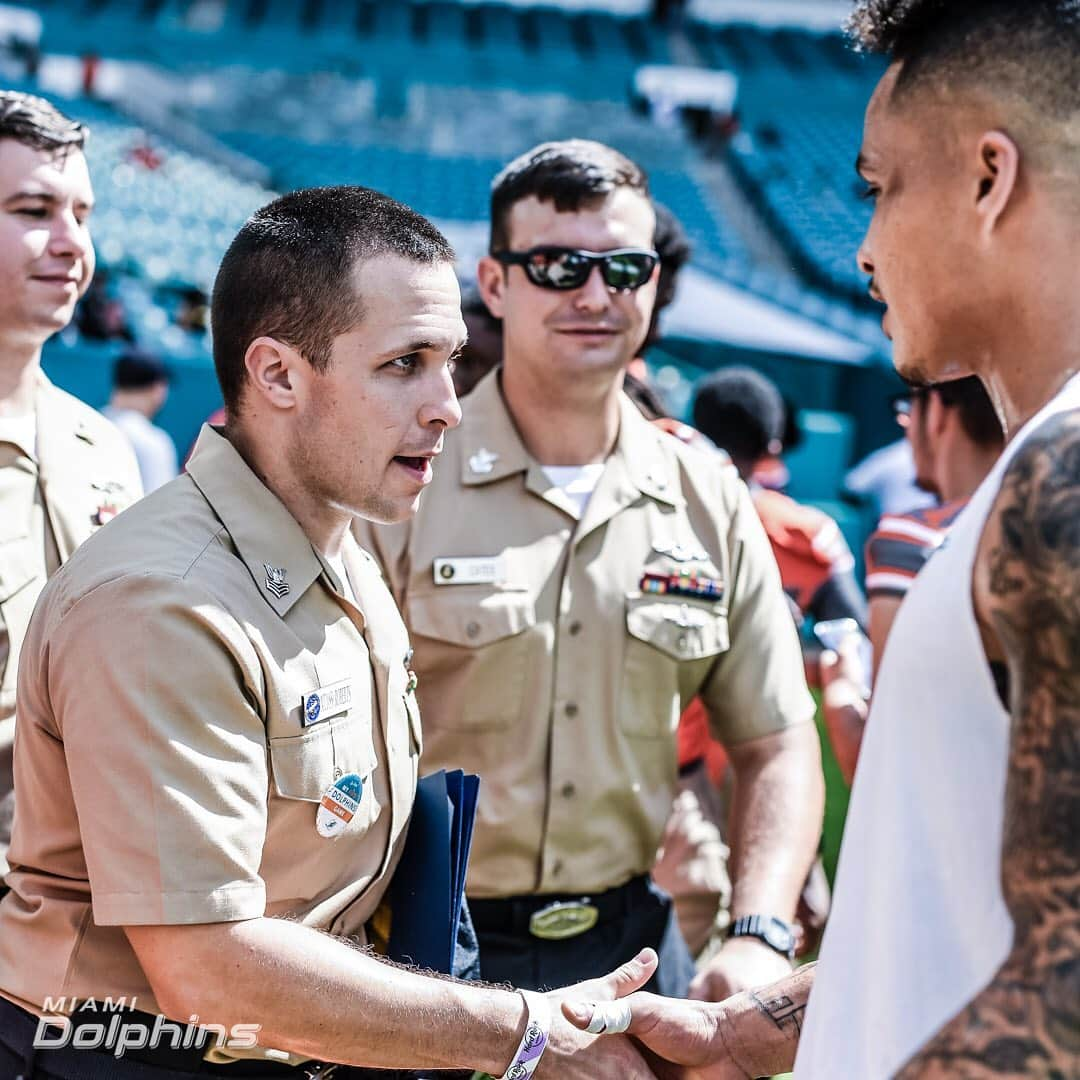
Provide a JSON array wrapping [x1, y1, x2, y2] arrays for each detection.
[[0, 412, 37, 460], [541, 463, 605, 518]]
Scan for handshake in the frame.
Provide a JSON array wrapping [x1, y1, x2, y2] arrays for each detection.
[[489, 948, 811, 1080]]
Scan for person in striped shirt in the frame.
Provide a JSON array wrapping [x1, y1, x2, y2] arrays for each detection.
[[865, 375, 1003, 678]]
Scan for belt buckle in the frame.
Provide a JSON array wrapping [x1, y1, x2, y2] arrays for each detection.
[[528, 899, 599, 941]]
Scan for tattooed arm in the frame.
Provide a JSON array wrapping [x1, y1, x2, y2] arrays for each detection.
[[897, 410, 1080, 1079]]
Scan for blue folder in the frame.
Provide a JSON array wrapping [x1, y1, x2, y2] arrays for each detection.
[[388, 769, 480, 974]]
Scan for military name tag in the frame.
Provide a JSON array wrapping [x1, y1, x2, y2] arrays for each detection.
[[301, 678, 353, 727], [433, 556, 505, 586]]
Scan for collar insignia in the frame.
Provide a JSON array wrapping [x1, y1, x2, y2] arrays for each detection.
[[468, 447, 499, 475], [264, 563, 290, 598]]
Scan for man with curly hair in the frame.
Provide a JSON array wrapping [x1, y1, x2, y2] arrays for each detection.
[[568, 2, 1080, 1076]]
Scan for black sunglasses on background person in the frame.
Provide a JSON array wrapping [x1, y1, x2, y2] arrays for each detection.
[[493, 246, 659, 291]]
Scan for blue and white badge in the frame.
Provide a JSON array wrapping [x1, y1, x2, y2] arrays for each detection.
[[300, 678, 353, 728], [316, 773, 364, 838]]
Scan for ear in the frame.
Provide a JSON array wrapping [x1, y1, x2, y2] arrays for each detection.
[[974, 130, 1020, 240], [925, 390, 949, 440], [243, 336, 304, 412], [476, 255, 507, 319]]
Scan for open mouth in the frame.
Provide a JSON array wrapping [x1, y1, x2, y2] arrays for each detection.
[[392, 456, 433, 483]]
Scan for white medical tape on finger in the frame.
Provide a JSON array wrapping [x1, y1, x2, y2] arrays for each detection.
[[584, 999, 632, 1035]]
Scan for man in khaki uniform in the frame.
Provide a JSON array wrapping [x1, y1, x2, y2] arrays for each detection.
[[0, 186, 663, 1079], [356, 141, 824, 1001], [0, 92, 142, 881]]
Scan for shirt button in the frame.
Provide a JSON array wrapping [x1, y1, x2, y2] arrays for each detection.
[[564, 702, 579, 718], [568, 620, 582, 636], [561, 782, 576, 798], [466, 621, 481, 639]]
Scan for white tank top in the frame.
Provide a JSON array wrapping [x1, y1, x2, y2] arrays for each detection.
[[795, 373, 1080, 1079]]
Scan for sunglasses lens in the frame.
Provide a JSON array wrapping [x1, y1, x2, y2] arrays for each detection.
[[525, 250, 590, 289], [602, 253, 653, 289]]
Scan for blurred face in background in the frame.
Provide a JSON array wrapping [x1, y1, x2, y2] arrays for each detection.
[[0, 139, 95, 347], [898, 388, 940, 497], [477, 188, 657, 385]]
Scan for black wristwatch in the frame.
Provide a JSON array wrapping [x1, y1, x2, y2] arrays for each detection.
[[727, 914, 797, 960]]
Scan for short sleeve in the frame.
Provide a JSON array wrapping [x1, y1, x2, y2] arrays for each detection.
[[47, 573, 268, 926], [864, 518, 933, 600], [699, 477, 815, 744]]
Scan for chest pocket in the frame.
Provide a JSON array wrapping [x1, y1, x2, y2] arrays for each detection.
[[0, 556, 44, 714], [268, 699, 381, 834], [405, 589, 535, 732], [621, 592, 730, 738]]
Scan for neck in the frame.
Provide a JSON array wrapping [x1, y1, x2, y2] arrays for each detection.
[[0, 336, 43, 417], [936, 443, 1000, 504], [500, 355, 623, 465], [225, 423, 351, 559]]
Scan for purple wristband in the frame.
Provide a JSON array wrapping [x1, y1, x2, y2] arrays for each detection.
[[499, 990, 550, 1079]]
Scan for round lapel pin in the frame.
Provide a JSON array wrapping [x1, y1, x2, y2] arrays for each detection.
[[316, 773, 364, 838]]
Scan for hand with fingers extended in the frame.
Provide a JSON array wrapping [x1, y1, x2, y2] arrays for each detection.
[[561, 962, 815, 1080], [532, 948, 666, 1079]]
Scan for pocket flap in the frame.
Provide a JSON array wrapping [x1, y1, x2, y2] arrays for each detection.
[[406, 590, 535, 648], [269, 716, 378, 803], [625, 592, 730, 661]]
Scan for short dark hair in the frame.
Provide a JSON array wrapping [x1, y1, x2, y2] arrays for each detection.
[[847, 1, 1080, 172], [932, 375, 1004, 449], [489, 139, 651, 253], [692, 366, 786, 464], [211, 186, 454, 416], [113, 349, 170, 390], [0, 91, 86, 153], [643, 201, 693, 351]]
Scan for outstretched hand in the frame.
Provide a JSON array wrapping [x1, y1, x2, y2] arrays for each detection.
[[561, 991, 750, 1080]]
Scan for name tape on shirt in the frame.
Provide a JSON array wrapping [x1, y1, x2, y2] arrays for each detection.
[[433, 556, 505, 587], [301, 678, 353, 727]]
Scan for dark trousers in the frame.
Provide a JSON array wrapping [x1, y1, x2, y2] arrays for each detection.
[[470, 874, 695, 996]]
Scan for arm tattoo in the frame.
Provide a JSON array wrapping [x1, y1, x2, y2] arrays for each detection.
[[898, 410, 1080, 1079], [749, 965, 815, 1037]]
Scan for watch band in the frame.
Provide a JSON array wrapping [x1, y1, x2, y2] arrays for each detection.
[[728, 914, 796, 959]]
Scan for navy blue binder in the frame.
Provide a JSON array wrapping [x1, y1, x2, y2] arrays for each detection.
[[388, 769, 480, 974]]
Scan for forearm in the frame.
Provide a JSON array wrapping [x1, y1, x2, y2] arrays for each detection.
[[715, 962, 816, 1078], [726, 723, 824, 916], [129, 918, 522, 1074]]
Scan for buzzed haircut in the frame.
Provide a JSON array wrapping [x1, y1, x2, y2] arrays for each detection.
[[212, 186, 455, 416], [847, 1, 1080, 171], [0, 90, 86, 153], [489, 139, 651, 254], [933, 375, 1004, 450]]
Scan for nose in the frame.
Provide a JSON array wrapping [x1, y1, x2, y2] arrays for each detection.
[[855, 233, 873, 280], [419, 365, 462, 431], [48, 207, 90, 262], [572, 264, 612, 313]]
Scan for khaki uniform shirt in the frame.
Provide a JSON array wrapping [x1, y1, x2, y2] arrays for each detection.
[[0, 372, 142, 875], [0, 427, 420, 1050], [355, 370, 813, 899]]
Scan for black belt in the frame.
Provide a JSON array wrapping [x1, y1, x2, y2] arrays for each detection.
[[469, 874, 658, 941]]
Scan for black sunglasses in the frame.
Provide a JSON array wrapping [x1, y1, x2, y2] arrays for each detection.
[[493, 246, 659, 291]]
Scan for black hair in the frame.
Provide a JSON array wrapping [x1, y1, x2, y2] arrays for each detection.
[[113, 349, 170, 390], [0, 91, 86, 153], [847, 1, 1080, 170], [932, 375, 1003, 449], [489, 139, 651, 253], [641, 201, 693, 352], [211, 186, 454, 416], [692, 366, 786, 465]]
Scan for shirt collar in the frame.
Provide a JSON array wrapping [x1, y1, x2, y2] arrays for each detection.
[[185, 424, 327, 617], [460, 367, 681, 508]]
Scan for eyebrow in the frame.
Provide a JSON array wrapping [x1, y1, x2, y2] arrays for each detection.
[[385, 336, 468, 359], [3, 189, 94, 210]]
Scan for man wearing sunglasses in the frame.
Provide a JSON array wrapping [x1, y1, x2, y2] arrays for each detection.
[[357, 140, 822, 1002]]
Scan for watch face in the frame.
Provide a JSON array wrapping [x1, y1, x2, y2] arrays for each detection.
[[764, 918, 795, 952]]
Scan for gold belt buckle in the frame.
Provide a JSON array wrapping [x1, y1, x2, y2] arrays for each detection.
[[528, 899, 599, 941]]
